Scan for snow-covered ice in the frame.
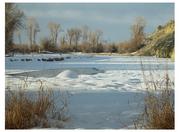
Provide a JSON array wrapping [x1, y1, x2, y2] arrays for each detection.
[[5, 53, 174, 129], [56, 70, 78, 79]]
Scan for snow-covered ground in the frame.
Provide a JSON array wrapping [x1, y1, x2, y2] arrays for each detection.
[[5, 53, 174, 129]]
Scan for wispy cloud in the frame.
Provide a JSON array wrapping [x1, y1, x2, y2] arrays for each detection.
[[23, 9, 81, 18], [23, 8, 132, 25], [19, 3, 174, 41]]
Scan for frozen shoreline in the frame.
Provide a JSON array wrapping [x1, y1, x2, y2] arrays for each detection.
[[5, 53, 174, 129], [5, 53, 174, 70]]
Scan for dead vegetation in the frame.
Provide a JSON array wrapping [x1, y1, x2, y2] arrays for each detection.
[[134, 64, 174, 129], [5, 79, 69, 129]]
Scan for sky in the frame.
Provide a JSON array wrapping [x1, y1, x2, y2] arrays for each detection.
[[15, 3, 174, 44]]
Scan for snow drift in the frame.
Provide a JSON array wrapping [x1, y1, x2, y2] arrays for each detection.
[[56, 70, 78, 79]]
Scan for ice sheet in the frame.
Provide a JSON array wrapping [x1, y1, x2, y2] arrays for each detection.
[[5, 53, 174, 129]]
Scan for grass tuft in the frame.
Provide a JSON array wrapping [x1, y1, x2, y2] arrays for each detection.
[[135, 70, 174, 129], [5, 80, 69, 129]]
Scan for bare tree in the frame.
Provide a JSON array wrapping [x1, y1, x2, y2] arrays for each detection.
[[27, 17, 33, 46], [73, 28, 82, 51], [48, 22, 60, 46], [67, 28, 75, 46], [33, 22, 40, 45], [15, 30, 22, 44], [81, 25, 89, 43], [88, 30, 103, 52], [89, 31, 96, 52], [26, 17, 40, 47], [60, 35, 66, 46], [95, 30, 103, 48], [130, 17, 146, 50]]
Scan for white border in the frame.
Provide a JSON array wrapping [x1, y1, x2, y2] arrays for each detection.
[[0, 1, 5, 131], [3, 0, 176, 3], [1, 0, 178, 132]]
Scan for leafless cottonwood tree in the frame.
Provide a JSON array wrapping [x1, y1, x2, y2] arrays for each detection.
[[26, 17, 40, 47], [89, 31, 97, 52], [48, 22, 60, 46], [95, 30, 103, 50], [60, 35, 67, 46], [67, 27, 82, 51], [130, 17, 146, 51], [33, 23, 40, 45], [67, 28, 75, 46], [81, 25, 89, 43], [88, 30, 103, 52], [15, 30, 22, 45], [73, 28, 82, 51]]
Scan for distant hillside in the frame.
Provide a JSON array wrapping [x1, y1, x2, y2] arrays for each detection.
[[136, 20, 174, 58]]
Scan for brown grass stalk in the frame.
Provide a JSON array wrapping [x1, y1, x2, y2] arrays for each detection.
[[5, 79, 69, 129], [135, 60, 174, 129]]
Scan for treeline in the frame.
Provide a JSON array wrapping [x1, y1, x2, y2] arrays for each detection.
[[6, 3, 174, 58], [5, 3, 148, 55], [10, 41, 116, 54]]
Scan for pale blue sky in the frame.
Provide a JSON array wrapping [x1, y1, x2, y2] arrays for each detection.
[[16, 3, 174, 43]]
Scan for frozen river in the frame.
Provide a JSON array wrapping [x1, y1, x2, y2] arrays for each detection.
[[5, 53, 174, 129]]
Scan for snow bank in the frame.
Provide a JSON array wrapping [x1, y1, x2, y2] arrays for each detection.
[[5, 54, 174, 129], [5, 69, 174, 92], [56, 70, 78, 79]]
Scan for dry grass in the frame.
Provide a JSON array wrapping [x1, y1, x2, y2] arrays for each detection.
[[143, 89, 174, 129], [5, 80, 69, 129], [135, 66, 174, 129]]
